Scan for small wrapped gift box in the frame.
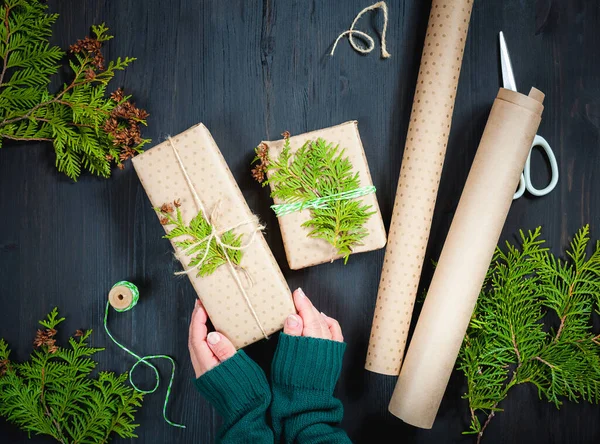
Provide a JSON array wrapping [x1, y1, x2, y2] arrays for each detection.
[[260, 121, 387, 270], [132, 123, 294, 349]]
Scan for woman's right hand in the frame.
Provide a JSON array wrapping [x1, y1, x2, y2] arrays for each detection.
[[283, 288, 343, 342]]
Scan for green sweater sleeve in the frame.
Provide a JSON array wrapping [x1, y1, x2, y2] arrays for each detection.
[[271, 333, 352, 444], [193, 351, 274, 444]]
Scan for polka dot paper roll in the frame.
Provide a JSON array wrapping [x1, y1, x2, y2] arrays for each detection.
[[263, 121, 387, 270], [365, 0, 474, 375], [390, 87, 544, 428], [132, 123, 294, 349]]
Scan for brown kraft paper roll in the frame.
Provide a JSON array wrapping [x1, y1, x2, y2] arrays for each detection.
[[389, 87, 545, 429], [365, 0, 474, 375]]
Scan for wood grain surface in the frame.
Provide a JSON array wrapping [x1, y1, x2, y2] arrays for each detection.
[[0, 0, 598, 443]]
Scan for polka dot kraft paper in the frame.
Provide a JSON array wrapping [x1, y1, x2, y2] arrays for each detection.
[[365, 0, 474, 376], [132, 123, 294, 349], [263, 121, 387, 270]]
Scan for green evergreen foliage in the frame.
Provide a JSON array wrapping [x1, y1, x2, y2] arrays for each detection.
[[0, 308, 143, 443], [255, 137, 375, 263], [459, 226, 600, 442], [156, 202, 243, 277], [0, 0, 149, 180]]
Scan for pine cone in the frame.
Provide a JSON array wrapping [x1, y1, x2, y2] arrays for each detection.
[[0, 358, 9, 376], [160, 202, 174, 213]]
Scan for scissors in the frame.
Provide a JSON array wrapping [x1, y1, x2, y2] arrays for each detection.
[[499, 31, 559, 200]]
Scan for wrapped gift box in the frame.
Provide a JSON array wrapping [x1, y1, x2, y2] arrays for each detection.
[[132, 123, 294, 348], [262, 121, 387, 270]]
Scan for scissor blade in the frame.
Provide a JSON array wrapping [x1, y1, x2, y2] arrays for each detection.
[[499, 31, 518, 92]]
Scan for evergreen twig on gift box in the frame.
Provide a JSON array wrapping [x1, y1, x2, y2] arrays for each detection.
[[155, 200, 244, 277], [252, 135, 375, 263], [0, 0, 149, 180], [0, 308, 143, 443], [458, 226, 600, 443]]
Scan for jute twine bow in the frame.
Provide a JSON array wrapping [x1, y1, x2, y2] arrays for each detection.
[[167, 137, 269, 339], [271, 185, 377, 217], [330, 1, 391, 58]]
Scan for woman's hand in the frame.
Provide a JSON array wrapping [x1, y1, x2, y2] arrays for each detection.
[[189, 299, 237, 378], [283, 288, 343, 342]]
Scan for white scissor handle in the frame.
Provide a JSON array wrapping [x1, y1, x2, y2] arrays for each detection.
[[513, 135, 559, 199]]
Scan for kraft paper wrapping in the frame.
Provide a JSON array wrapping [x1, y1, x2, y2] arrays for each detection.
[[263, 121, 387, 270], [132, 123, 294, 349], [365, 0, 474, 375], [389, 87, 545, 428]]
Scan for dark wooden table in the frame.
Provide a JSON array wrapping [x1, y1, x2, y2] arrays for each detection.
[[1, 0, 599, 443]]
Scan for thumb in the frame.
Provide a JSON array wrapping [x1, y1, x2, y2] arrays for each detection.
[[206, 332, 237, 363], [283, 314, 303, 337]]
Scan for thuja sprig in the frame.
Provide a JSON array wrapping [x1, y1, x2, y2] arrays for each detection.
[[0, 308, 143, 443], [156, 200, 244, 277], [458, 226, 600, 443], [253, 134, 375, 263], [0, 0, 150, 180]]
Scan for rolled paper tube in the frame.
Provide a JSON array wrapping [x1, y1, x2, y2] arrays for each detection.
[[365, 0, 474, 375], [108, 283, 137, 311], [389, 87, 545, 429]]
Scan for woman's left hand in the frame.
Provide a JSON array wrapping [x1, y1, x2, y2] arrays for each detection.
[[188, 299, 237, 378]]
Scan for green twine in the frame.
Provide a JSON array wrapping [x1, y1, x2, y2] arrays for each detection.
[[109, 280, 140, 312], [104, 281, 185, 429], [271, 185, 377, 217]]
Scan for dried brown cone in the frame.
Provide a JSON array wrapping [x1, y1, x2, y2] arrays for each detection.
[[251, 166, 265, 183], [174, 199, 182, 208], [74, 329, 84, 337], [282, 130, 291, 140], [0, 358, 10, 376], [70, 36, 105, 71], [160, 202, 175, 213], [160, 217, 169, 225], [256, 142, 269, 163], [85, 68, 96, 80], [110, 88, 125, 103], [102, 93, 149, 168], [33, 329, 58, 352], [251, 142, 270, 183]]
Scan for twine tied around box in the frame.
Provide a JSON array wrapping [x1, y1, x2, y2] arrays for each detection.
[[271, 185, 377, 217], [167, 137, 269, 339]]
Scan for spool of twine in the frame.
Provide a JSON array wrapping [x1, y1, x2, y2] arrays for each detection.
[[108, 281, 139, 312], [104, 281, 185, 429]]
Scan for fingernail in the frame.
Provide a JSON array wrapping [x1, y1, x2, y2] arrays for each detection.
[[297, 287, 307, 298], [195, 299, 200, 308], [320, 311, 328, 318], [286, 314, 299, 328], [207, 332, 220, 345]]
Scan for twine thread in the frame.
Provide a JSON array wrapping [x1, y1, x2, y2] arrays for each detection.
[[104, 281, 185, 429], [330, 1, 391, 58], [271, 185, 377, 217], [167, 137, 269, 340]]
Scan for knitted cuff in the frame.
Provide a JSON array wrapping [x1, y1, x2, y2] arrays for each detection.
[[193, 351, 270, 418], [272, 333, 346, 393]]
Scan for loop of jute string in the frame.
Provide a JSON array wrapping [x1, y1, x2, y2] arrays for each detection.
[[167, 137, 269, 340], [330, 1, 391, 58]]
